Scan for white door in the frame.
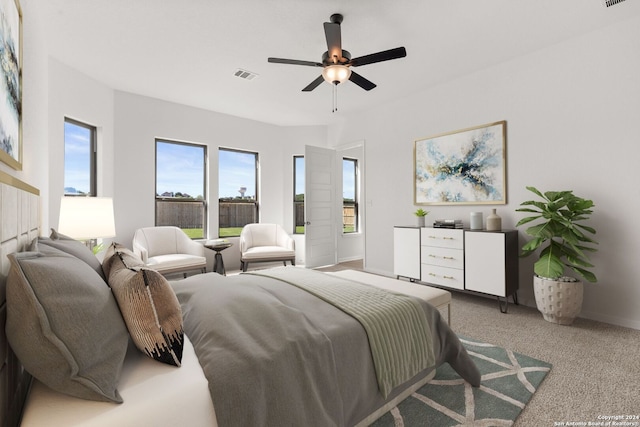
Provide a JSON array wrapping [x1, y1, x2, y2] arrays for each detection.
[[304, 145, 337, 268]]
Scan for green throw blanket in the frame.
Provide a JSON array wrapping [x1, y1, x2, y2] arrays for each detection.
[[247, 267, 435, 397]]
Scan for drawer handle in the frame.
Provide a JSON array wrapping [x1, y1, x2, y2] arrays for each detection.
[[427, 235, 437, 239], [443, 237, 454, 240], [428, 273, 455, 280], [428, 255, 454, 260]]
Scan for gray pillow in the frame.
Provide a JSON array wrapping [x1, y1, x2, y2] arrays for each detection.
[[6, 250, 129, 403], [36, 229, 106, 281], [108, 259, 184, 367]]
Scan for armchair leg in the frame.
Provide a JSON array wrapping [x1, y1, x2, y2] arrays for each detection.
[[242, 261, 248, 272]]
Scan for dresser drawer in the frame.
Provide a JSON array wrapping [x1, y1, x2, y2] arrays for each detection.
[[421, 264, 465, 290], [421, 246, 464, 269], [421, 228, 464, 249]]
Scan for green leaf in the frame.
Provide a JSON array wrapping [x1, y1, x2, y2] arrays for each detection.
[[568, 266, 597, 283], [515, 215, 541, 227], [521, 237, 545, 252], [525, 186, 545, 199], [515, 207, 542, 213], [534, 252, 564, 279]]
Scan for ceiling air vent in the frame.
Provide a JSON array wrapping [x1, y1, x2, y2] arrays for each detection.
[[601, 0, 626, 7], [234, 68, 259, 81]]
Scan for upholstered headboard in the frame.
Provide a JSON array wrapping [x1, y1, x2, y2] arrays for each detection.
[[0, 171, 40, 427]]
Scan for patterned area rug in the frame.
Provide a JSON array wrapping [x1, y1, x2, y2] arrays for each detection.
[[371, 337, 552, 426]]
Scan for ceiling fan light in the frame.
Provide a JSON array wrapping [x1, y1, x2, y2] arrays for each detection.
[[322, 65, 351, 84]]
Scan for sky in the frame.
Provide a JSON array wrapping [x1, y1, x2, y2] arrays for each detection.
[[156, 141, 206, 198], [64, 121, 92, 194], [218, 149, 256, 198]]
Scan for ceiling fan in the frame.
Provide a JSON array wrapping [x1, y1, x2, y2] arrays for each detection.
[[267, 13, 407, 94]]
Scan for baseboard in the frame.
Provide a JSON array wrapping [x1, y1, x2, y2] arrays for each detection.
[[578, 309, 640, 330], [518, 296, 640, 330], [337, 256, 364, 263]]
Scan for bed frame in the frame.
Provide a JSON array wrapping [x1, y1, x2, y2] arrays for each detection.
[[0, 171, 40, 427]]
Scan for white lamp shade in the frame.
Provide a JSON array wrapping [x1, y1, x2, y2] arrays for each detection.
[[322, 65, 351, 84], [58, 197, 116, 240]]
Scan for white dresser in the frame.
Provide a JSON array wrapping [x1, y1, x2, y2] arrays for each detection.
[[393, 226, 519, 312]]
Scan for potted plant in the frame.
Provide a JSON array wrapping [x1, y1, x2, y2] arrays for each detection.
[[414, 208, 429, 227], [516, 186, 598, 325]]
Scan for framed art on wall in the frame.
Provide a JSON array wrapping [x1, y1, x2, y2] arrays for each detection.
[[0, 0, 22, 170], [414, 120, 506, 205]]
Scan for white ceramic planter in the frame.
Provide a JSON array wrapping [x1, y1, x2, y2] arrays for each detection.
[[533, 276, 584, 325]]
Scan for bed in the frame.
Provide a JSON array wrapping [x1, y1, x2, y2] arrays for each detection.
[[1, 175, 480, 427]]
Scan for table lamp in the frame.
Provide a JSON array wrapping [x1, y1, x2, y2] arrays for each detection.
[[58, 197, 116, 249]]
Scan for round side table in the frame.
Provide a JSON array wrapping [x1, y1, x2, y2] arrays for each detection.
[[204, 240, 233, 275]]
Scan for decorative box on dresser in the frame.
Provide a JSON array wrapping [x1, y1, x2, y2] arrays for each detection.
[[393, 226, 519, 312]]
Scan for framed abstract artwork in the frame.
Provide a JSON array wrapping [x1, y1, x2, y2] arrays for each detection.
[[0, 0, 22, 170], [414, 121, 506, 205]]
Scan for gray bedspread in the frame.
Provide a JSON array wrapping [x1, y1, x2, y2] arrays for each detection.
[[171, 268, 480, 427], [246, 267, 435, 398]]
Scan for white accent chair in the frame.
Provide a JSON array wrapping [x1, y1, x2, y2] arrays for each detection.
[[239, 223, 295, 272], [132, 226, 207, 277]]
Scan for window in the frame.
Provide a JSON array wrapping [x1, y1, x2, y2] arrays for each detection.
[[64, 118, 96, 196], [293, 156, 305, 234], [155, 140, 207, 239], [343, 158, 358, 233], [218, 148, 258, 237]]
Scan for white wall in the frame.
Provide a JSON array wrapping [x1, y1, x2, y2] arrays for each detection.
[[330, 15, 640, 329], [47, 59, 116, 234], [113, 92, 327, 270]]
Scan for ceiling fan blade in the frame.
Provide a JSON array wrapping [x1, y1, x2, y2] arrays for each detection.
[[323, 22, 342, 62], [302, 75, 325, 92], [268, 57, 323, 67], [349, 71, 377, 91], [350, 47, 407, 67]]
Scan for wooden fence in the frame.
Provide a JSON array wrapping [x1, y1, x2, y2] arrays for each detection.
[[157, 199, 354, 230], [218, 202, 257, 227], [156, 200, 204, 228]]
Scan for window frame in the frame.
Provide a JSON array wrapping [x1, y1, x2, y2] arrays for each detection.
[[155, 139, 208, 239], [218, 147, 259, 238], [342, 157, 358, 234], [64, 117, 97, 197], [293, 155, 305, 234]]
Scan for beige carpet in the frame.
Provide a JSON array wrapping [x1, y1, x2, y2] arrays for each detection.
[[318, 261, 640, 425]]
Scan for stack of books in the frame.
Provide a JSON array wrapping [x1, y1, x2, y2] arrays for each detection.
[[433, 219, 463, 229]]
